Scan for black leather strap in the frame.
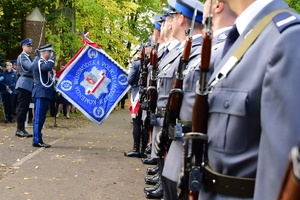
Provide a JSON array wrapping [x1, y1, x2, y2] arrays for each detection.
[[203, 165, 255, 198], [22, 74, 33, 79]]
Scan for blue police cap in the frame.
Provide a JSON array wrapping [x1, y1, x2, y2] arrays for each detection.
[[165, 7, 174, 17], [157, 14, 165, 23], [11, 60, 17, 65], [162, 7, 169, 16], [168, 0, 176, 10], [161, 8, 169, 20], [137, 42, 144, 50], [21, 38, 32, 46], [38, 44, 53, 52], [153, 14, 164, 31], [168, 0, 204, 23], [145, 37, 152, 47]]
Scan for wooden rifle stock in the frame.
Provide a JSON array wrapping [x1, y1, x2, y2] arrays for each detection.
[[148, 44, 159, 114], [146, 44, 159, 136], [139, 46, 147, 92], [181, 14, 213, 200], [169, 37, 192, 113], [278, 145, 300, 200], [157, 36, 193, 158], [163, 36, 193, 146], [191, 31, 212, 134]]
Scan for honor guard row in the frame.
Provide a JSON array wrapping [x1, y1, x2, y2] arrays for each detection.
[[125, 0, 300, 199]]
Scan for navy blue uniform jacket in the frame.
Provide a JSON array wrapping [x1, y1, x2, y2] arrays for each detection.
[[32, 56, 55, 100]]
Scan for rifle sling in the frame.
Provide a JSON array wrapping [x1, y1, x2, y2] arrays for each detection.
[[208, 9, 290, 90]]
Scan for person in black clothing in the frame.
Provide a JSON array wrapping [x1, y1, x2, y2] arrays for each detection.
[[56, 92, 72, 119], [118, 92, 128, 109], [1, 62, 17, 123]]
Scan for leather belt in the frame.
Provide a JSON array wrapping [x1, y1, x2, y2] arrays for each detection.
[[156, 107, 166, 118], [203, 165, 255, 198], [22, 74, 33, 78]]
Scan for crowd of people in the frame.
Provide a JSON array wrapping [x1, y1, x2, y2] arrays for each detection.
[[124, 0, 300, 199]]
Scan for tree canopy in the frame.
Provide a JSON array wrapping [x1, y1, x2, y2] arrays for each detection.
[[0, 0, 166, 69], [0, 0, 299, 70]]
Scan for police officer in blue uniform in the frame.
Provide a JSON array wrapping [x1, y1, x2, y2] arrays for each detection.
[[15, 38, 37, 137], [32, 44, 55, 148], [1, 62, 17, 123]]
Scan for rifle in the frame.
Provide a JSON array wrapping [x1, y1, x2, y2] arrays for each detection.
[[147, 43, 160, 127], [139, 45, 148, 106], [142, 43, 160, 145], [277, 144, 300, 200], [179, 2, 213, 199]]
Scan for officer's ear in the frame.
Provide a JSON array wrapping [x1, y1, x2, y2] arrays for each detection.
[[215, 1, 225, 13]]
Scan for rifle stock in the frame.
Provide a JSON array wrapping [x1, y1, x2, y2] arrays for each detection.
[[148, 44, 159, 112], [139, 46, 148, 107], [180, 10, 213, 199], [147, 44, 159, 133], [161, 37, 193, 150], [278, 145, 300, 200]]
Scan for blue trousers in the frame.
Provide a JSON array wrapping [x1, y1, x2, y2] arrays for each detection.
[[33, 98, 49, 144]]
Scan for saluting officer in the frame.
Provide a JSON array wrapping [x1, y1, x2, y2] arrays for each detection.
[[15, 38, 37, 137], [32, 44, 55, 148], [199, 0, 300, 200]]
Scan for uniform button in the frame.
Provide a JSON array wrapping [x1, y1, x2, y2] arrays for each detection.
[[224, 100, 230, 108]]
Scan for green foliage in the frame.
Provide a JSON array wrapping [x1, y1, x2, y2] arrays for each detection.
[[0, 0, 50, 59], [286, 0, 300, 13], [0, 0, 165, 68]]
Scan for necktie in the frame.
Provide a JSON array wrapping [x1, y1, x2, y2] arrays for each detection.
[[222, 25, 239, 58], [162, 47, 169, 59]]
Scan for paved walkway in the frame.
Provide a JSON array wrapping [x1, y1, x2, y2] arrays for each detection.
[[0, 108, 152, 200]]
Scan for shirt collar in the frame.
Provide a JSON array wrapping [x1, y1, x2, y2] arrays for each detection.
[[168, 39, 180, 51], [158, 43, 166, 52], [213, 26, 232, 37], [192, 33, 202, 40], [179, 33, 202, 49], [236, 0, 273, 35]]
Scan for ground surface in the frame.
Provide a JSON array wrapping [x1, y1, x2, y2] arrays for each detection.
[[0, 105, 152, 200]]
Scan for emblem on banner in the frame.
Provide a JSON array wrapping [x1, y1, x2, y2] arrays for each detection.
[[81, 67, 111, 98]]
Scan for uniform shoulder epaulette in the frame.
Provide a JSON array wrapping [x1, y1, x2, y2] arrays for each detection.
[[273, 12, 300, 33]]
